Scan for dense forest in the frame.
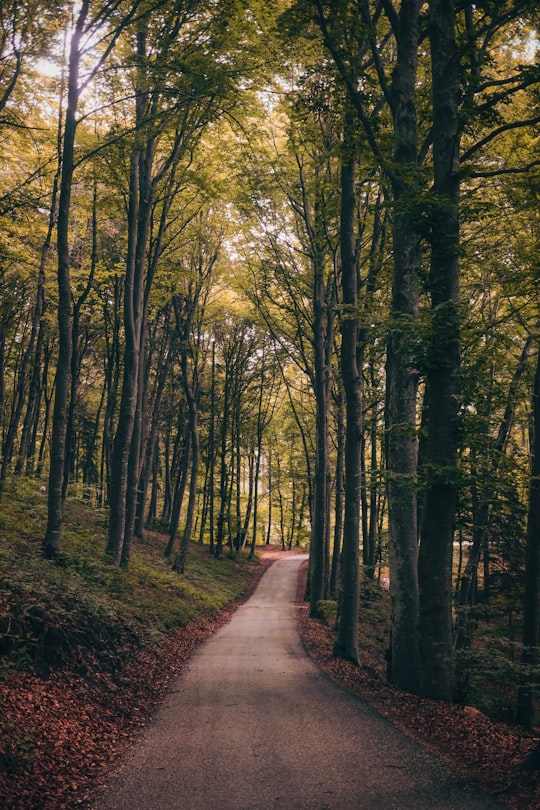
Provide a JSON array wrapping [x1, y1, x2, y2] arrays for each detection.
[[0, 0, 539, 730]]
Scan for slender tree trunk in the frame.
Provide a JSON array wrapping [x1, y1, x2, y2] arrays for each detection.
[[164, 423, 191, 559], [330, 389, 344, 597], [63, 184, 97, 499], [333, 129, 360, 664], [216, 369, 230, 560], [309, 250, 330, 617], [517, 339, 540, 728], [208, 337, 216, 553], [106, 146, 142, 564], [121, 343, 146, 569], [266, 442, 273, 546], [44, 0, 89, 558], [173, 355, 200, 573], [36, 345, 52, 477], [248, 364, 266, 560], [366, 352, 379, 578], [417, 0, 461, 701]]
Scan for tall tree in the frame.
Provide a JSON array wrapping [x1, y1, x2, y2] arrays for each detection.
[[517, 339, 540, 728], [416, 0, 461, 701], [44, 0, 142, 558], [43, 0, 90, 558], [333, 109, 361, 663]]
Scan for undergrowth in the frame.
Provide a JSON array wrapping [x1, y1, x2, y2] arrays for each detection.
[[0, 480, 262, 681]]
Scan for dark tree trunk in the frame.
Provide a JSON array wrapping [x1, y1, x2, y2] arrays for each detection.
[[164, 423, 191, 559], [333, 129, 361, 664], [215, 366, 230, 560], [384, 0, 423, 694], [44, 0, 89, 558], [107, 21, 156, 566], [330, 388, 344, 597], [418, 0, 461, 702], [173, 352, 200, 573], [517, 341, 540, 728], [266, 442, 273, 546], [106, 143, 145, 564], [366, 352, 379, 578], [309, 249, 331, 617], [15, 168, 55, 478], [63, 182, 97, 499], [248, 362, 266, 560], [207, 337, 216, 553]]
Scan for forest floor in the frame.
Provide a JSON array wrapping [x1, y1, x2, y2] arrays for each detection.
[[2, 545, 540, 809], [0, 542, 280, 810], [295, 561, 540, 810]]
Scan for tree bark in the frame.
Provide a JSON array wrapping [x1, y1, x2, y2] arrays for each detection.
[[333, 125, 360, 664], [517, 340, 540, 728], [384, 0, 423, 695], [309, 250, 330, 616], [330, 388, 344, 597], [417, 0, 461, 701], [43, 0, 89, 558], [173, 350, 200, 573]]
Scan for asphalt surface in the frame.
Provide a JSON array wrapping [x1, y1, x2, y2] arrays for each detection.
[[92, 555, 503, 810]]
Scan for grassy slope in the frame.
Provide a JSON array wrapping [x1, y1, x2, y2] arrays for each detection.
[[0, 481, 271, 809]]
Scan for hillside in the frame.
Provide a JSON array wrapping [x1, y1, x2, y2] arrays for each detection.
[[0, 482, 273, 809]]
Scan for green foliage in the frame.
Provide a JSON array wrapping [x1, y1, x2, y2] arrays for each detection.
[[0, 482, 262, 683], [0, 723, 38, 775], [316, 599, 337, 627], [456, 640, 540, 722]]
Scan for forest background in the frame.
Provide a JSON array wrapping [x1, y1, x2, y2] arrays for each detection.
[[0, 0, 539, 791]]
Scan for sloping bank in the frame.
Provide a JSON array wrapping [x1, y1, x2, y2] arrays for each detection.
[[0, 514, 283, 810]]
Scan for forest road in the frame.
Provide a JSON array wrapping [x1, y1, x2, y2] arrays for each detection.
[[92, 555, 503, 810]]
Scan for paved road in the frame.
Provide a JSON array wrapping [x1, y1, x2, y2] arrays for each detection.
[[93, 556, 502, 810]]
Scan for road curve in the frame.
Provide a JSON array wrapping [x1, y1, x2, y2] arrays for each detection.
[[93, 555, 502, 810]]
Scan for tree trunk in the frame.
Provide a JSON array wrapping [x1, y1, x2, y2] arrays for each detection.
[[63, 183, 97, 499], [173, 352, 200, 573], [366, 352, 379, 578], [417, 0, 461, 702], [333, 130, 360, 664], [517, 340, 540, 728], [384, 0, 423, 691], [106, 143, 144, 564], [309, 264, 329, 615], [330, 388, 344, 597], [44, 0, 89, 558], [164, 418, 190, 558], [248, 360, 267, 560], [215, 366, 230, 560]]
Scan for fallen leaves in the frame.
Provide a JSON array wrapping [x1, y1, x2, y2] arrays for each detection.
[[295, 561, 540, 810], [0, 554, 275, 809]]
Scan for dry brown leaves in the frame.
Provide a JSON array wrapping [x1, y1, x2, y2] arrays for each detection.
[[295, 561, 540, 810], [0, 554, 275, 810]]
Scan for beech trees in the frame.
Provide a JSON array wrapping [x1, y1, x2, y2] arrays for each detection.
[[0, 0, 539, 721]]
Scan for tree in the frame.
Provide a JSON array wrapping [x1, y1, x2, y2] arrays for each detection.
[[44, 0, 90, 558], [106, 0, 259, 567], [517, 339, 540, 728], [416, 0, 461, 702], [44, 0, 143, 558], [333, 108, 361, 664]]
